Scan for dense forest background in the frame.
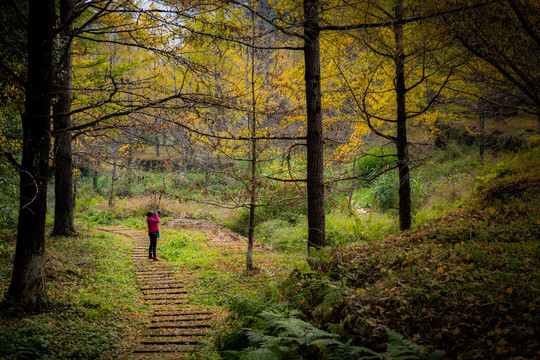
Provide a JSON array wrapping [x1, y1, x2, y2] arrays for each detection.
[[0, 0, 539, 359]]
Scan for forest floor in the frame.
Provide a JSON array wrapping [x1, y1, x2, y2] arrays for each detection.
[[0, 218, 293, 359], [282, 146, 540, 359]]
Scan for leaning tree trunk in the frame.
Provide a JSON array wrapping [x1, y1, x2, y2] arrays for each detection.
[[304, 0, 326, 251], [52, 0, 75, 236], [394, 0, 412, 231], [5, 0, 55, 309]]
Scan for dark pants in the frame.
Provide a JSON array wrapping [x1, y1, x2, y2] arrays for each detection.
[[148, 232, 158, 257]]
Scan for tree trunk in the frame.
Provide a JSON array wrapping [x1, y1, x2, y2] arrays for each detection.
[[394, 0, 412, 231], [93, 167, 99, 189], [52, 0, 75, 236], [303, 0, 326, 251], [246, 37, 257, 271], [479, 113, 485, 165], [5, 0, 55, 309], [73, 173, 78, 211], [109, 159, 117, 208]]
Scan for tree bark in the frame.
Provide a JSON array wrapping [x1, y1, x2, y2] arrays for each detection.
[[246, 33, 257, 271], [5, 0, 55, 309], [394, 0, 412, 231], [52, 0, 75, 236], [93, 167, 99, 189], [479, 113, 485, 165], [109, 158, 117, 208], [304, 0, 326, 251]]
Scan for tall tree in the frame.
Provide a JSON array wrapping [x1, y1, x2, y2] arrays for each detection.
[[0, 0, 26, 227], [303, 0, 325, 250], [393, 0, 412, 230], [52, 0, 76, 236], [5, 0, 55, 308]]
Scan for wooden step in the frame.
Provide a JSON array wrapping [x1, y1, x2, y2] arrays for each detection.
[[140, 335, 206, 345], [128, 352, 190, 359], [153, 308, 212, 316], [143, 288, 187, 295], [145, 293, 188, 301], [148, 321, 212, 329], [152, 314, 212, 322], [147, 298, 189, 306], [133, 344, 196, 353], [144, 328, 209, 336]]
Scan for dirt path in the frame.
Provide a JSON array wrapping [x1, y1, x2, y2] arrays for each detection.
[[99, 227, 218, 359]]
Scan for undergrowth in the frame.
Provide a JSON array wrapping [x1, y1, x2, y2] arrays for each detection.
[[159, 228, 297, 307], [206, 144, 540, 359], [0, 231, 149, 359], [274, 146, 540, 359]]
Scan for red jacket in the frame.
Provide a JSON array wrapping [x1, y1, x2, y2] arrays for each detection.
[[147, 214, 159, 233]]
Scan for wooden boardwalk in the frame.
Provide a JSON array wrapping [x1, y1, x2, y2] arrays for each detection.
[[100, 227, 216, 359]]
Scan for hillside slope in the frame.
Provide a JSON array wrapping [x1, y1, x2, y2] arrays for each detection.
[[284, 146, 539, 359]]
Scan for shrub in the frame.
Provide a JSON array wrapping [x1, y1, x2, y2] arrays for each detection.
[[352, 212, 399, 242], [161, 234, 191, 260], [325, 213, 359, 246], [255, 218, 307, 253], [79, 209, 122, 226]]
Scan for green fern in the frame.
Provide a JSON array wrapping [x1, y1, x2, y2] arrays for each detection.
[[233, 309, 444, 360], [384, 330, 444, 360]]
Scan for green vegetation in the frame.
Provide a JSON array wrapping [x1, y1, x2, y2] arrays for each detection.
[[159, 228, 300, 307], [0, 231, 149, 359], [208, 143, 539, 359], [1, 120, 538, 359]]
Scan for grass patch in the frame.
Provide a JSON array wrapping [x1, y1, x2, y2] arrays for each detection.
[[159, 227, 300, 308], [255, 217, 308, 253], [0, 230, 149, 359]]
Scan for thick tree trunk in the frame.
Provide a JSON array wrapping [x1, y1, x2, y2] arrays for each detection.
[[394, 0, 412, 231], [52, 0, 75, 236], [304, 0, 326, 251], [5, 0, 55, 309]]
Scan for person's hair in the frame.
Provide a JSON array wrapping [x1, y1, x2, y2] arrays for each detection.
[[146, 211, 153, 217]]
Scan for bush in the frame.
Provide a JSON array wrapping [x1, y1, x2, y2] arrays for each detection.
[[352, 171, 429, 212], [352, 212, 399, 242], [79, 209, 122, 226], [161, 234, 192, 260], [255, 218, 307, 253], [325, 213, 359, 246]]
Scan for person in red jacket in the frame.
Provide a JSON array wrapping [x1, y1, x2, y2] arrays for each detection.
[[146, 210, 160, 261]]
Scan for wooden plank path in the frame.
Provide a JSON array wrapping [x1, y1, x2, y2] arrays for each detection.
[[98, 227, 217, 359]]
